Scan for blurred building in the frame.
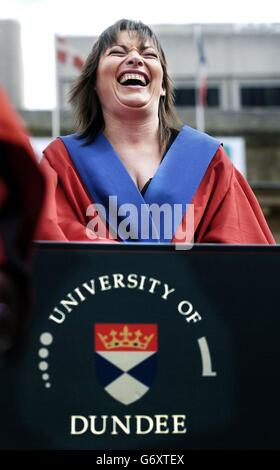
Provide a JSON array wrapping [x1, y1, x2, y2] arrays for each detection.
[[0, 19, 24, 108]]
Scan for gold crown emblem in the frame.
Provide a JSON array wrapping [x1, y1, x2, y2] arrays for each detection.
[[98, 325, 154, 350]]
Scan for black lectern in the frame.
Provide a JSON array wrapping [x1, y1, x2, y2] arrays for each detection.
[[1, 243, 280, 450]]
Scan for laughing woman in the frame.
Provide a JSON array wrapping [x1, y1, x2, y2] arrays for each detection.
[[36, 19, 275, 244]]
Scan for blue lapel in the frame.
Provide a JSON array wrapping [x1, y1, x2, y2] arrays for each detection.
[[144, 125, 221, 239], [60, 132, 158, 242], [60, 126, 220, 243]]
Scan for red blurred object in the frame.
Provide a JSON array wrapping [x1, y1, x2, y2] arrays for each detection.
[[0, 86, 46, 353]]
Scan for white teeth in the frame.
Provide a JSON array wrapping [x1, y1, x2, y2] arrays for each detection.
[[119, 73, 147, 85]]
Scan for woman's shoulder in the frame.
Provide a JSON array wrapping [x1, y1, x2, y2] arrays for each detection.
[[43, 136, 72, 165], [176, 125, 231, 172], [44, 136, 67, 153], [210, 144, 234, 171], [198, 144, 235, 199]]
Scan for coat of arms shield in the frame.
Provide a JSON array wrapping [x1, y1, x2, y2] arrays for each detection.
[[94, 323, 158, 405]]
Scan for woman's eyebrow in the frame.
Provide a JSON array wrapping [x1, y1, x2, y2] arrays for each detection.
[[109, 44, 128, 50], [142, 45, 156, 50], [110, 44, 156, 51]]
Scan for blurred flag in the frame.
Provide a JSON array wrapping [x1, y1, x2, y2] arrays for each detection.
[[52, 36, 85, 138], [56, 36, 84, 72], [196, 30, 208, 107], [194, 25, 208, 132]]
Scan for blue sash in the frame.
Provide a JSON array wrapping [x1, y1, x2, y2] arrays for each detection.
[[60, 125, 220, 243]]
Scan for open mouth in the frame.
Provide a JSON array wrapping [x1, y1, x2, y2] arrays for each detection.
[[117, 72, 149, 87]]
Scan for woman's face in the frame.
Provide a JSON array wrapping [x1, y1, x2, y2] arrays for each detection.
[[95, 30, 166, 117]]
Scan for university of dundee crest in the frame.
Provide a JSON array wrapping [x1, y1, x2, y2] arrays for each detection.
[[94, 324, 158, 405]]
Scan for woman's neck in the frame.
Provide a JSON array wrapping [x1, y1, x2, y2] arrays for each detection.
[[102, 113, 163, 190], [103, 113, 160, 150]]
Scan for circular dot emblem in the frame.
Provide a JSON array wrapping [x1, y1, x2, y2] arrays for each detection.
[[39, 348, 49, 359], [38, 332, 54, 388], [40, 332, 53, 346]]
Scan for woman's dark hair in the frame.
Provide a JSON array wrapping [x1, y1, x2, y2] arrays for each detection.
[[69, 19, 181, 150]]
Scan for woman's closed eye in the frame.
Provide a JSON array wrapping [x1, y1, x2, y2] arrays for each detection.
[[108, 49, 125, 56], [108, 48, 158, 59], [143, 52, 158, 59]]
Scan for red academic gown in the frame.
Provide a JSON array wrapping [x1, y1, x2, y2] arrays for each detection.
[[36, 135, 275, 245]]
